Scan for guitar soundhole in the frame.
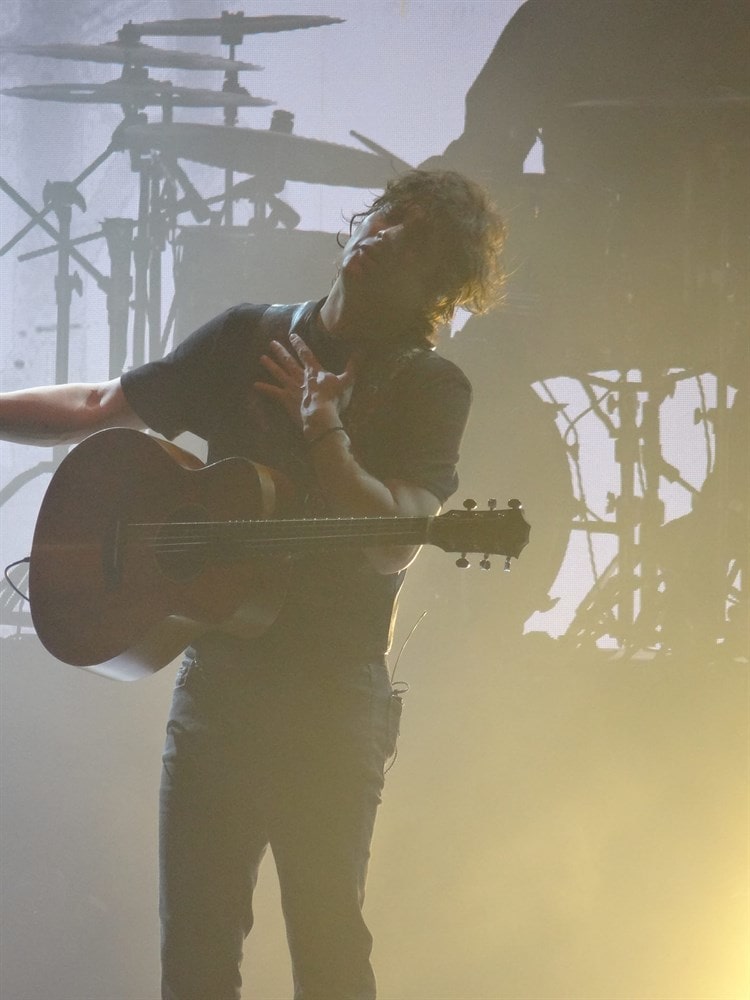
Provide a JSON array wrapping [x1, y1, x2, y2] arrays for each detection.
[[155, 504, 210, 582]]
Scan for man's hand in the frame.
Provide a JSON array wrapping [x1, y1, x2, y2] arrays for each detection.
[[254, 333, 355, 437], [254, 338, 305, 426], [255, 333, 435, 575]]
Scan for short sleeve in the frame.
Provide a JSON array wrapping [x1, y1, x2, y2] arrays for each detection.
[[363, 356, 472, 504], [121, 304, 269, 440]]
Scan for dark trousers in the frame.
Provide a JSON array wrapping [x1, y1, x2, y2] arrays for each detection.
[[159, 647, 400, 999]]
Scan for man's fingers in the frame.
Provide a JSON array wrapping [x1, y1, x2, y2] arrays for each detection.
[[269, 339, 304, 374], [253, 380, 283, 400], [289, 332, 322, 371], [259, 353, 289, 382], [261, 352, 304, 389]]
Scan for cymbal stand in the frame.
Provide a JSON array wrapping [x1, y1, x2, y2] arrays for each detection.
[[41, 181, 85, 385], [559, 368, 700, 654], [0, 137, 119, 260], [611, 369, 670, 647], [101, 218, 136, 377], [12, 212, 134, 379], [235, 110, 299, 231], [218, 13, 256, 224], [0, 137, 128, 520], [209, 14, 264, 224], [115, 87, 182, 366], [0, 177, 109, 528], [0, 115, 144, 373]]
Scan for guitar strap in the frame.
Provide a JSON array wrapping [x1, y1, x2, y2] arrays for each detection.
[[258, 300, 318, 347]]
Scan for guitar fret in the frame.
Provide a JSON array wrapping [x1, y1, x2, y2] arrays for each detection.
[[131, 516, 430, 549]]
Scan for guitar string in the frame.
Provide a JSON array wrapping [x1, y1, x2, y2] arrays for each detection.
[[128, 518, 432, 545], [120, 515, 507, 553], [125, 528, 432, 551], [129, 524, 428, 538]]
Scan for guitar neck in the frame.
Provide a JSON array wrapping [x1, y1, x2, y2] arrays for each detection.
[[131, 515, 434, 557]]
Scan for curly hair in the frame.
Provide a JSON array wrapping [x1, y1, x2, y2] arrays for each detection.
[[345, 169, 506, 343]]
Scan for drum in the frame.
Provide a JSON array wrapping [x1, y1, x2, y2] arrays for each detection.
[[496, 137, 750, 380]]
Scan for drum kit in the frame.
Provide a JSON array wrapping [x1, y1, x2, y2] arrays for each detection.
[[0, 11, 409, 379]]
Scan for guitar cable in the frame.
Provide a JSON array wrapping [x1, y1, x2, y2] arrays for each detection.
[[4, 557, 30, 602], [383, 610, 427, 774], [389, 608, 427, 685]]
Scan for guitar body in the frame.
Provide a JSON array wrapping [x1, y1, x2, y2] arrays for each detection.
[[29, 428, 292, 680], [28, 429, 530, 681]]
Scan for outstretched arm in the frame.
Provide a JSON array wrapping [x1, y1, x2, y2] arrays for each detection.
[[0, 378, 146, 446]]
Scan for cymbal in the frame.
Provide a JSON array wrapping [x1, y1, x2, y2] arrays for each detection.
[[0, 40, 262, 72], [122, 122, 401, 188], [1, 82, 274, 109], [124, 14, 344, 39]]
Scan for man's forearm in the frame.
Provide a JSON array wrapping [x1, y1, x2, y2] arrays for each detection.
[[0, 380, 143, 445], [308, 426, 399, 518], [308, 427, 438, 575]]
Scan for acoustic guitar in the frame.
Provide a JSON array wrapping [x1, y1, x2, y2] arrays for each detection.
[[29, 428, 530, 681]]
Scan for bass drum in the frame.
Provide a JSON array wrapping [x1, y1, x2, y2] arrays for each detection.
[[431, 308, 577, 643], [173, 227, 338, 341]]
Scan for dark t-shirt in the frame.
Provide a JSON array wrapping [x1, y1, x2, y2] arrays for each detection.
[[121, 301, 471, 666]]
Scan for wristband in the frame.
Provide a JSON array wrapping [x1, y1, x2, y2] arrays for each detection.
[[308, 425, 347, 447]]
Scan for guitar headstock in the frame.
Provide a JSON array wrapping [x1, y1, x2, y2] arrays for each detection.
[[427, 499, 530, 570]]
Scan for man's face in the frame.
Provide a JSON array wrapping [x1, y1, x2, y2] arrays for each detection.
[[338, 205, 440, 327]]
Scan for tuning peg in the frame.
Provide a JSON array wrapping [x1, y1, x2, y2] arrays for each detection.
[[508, 498, 522, 510], [488, 499, 497, 510], [456, 554, 470, 568], [480, 555, 491, 570], [504, 557, 512, 572], [463, 499, 477, 511]]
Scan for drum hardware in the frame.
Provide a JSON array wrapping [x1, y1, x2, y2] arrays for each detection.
[[348, 130, 414, 174], [100, 219, 137, 378], [174, 176, 300, 231], [116, 14, 345, 44], [0, 176, 108, 295], [171, 110, 299, 230], [0, 124, 126, 261], [0, 179, 138, 383], [153, 154, 213, 225], [0, 174, 110, 365], [0, 80, 274, 112], [115, 13, 345, 220], [0, 14, 365, 390], [121, 114, 407, 235], [0, 177, 117, 531], [546, 367, 743, 657], [19, 182, 85, 390], [137, 122, 411, 231], [0, 115, 190, 379], [0, 40, 263, 73], [121, 121, 408, 189]]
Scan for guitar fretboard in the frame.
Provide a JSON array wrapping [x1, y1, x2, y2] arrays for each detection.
[[129, 515, 432, 554]]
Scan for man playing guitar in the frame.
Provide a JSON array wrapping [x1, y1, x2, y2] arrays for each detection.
[[0, 169, 505, 999]]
